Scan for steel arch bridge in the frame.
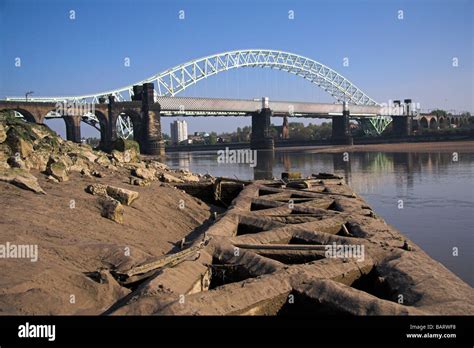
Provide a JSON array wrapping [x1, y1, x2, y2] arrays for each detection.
[[7, 49, 391, 136]]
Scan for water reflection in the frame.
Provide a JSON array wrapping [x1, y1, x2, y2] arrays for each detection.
[[253, 150, 274, 180]]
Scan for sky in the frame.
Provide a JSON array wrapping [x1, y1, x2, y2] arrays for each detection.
[[1, 0, 473, 138]]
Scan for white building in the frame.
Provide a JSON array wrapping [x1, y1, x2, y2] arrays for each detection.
[[170, 120, 188, 145]]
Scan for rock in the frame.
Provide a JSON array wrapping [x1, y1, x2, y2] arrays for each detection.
[[113, 138, 140, 153], [131, 167, 156, 181], [147, 161, 169, 171], [68, 155, 90, 173], [129, 176, 151, 187], [0, 168, 45, 194], [95, 154, 111, 166], [99, 197, 124, 224], [80, 168, 91, 177], [106, 186, 139, 206], [181, 173, 200, 182], [47, 175, 59, 183], [7, 155, 26, 169], [91, 170, 104, 178], [111, 149, 137, 164], [45, 159, 69, 182], [24, 152, 49, 171], [6, 128, 33, 159], [85, 183, 108, 197], [30, 124, 56, 140], [0, 123, 6, 143], [159, 172, 184, 183]]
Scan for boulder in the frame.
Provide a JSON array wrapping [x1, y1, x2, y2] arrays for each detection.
[[106, 186, 139, 206], [159, 172, 184, 183], [113, 138, 140, 153], [111, 149, 138, 164], [147, 161, 169, 171], [131, 167, 156, 181], [95, 155, 111, 166], [24, 152, 49, 171], [85, 183, 108, 197], [30, 124, 56, 140], [45, 159, 69, 182], [68, 154, 91, 173], [99, 197, 124, 224], [181, 173, 200, 182], [129, 177, 151, 187], [6, 128, 33, 159], [0, 168, 45, 194]]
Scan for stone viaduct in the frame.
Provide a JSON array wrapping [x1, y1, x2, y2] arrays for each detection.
[[0, 83, 165, 156], [1, 85, 470, 155]]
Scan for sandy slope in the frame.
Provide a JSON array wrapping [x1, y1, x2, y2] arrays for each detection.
[[0, 168, 211, 314]]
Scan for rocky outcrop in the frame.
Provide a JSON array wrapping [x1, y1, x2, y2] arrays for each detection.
[[0, 112, 206, 198]]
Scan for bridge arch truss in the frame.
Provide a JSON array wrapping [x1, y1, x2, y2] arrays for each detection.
[[7, 49, 389, 136]]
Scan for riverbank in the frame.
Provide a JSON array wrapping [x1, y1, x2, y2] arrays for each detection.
[[165, 133, 474, 153], [279, 140, 474, 153], [0, 117, 472, 315]]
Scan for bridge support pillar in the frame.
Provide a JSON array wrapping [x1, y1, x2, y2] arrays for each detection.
[[251, 99, 274, 150], [102, 96, 119, 152], [64, 115, 82, 143], [331, 102, 353, 145], [141, 83, 165, 156], [392, 99, 412, 137], [392, 116, 411, 137]]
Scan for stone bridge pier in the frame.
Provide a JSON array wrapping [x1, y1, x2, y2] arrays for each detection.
[[250, 98, 274, 150], [63, 115, 82, 143], [331, 102, 353, 145], [391, 99, 412, 137], [104, 83, 165, 155]]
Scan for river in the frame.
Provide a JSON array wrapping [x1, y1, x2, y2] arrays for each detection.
[[166, 144, 474, 286]]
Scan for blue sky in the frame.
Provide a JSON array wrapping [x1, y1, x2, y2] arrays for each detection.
[[1, 0, 472, 137]]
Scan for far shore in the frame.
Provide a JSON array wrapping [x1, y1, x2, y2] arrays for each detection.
[[277, 140, 474, 153]]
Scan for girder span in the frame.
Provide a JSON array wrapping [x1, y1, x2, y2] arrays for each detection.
[[7, 49, 391, 135]]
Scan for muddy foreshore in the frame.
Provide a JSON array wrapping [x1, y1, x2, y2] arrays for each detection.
[[0, 116, 472, 315]]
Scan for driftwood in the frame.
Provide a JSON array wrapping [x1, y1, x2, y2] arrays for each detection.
[[118, 239, 210, 278]]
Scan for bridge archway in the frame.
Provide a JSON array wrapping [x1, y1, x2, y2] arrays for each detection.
[[115, 109, 143, 145], [429, 118, 437, 129], [1, 108, 38, 123], [419, 117, 429, 129], [438, 117, 446, 128]]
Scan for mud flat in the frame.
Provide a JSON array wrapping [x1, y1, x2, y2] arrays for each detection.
[[107, 175, 474, 316]]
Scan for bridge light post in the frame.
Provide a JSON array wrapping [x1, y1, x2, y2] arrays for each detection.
[[25, 91, 34, 101]]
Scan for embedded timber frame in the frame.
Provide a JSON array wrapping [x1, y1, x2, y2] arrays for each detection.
[[103, 177, 474, 315]]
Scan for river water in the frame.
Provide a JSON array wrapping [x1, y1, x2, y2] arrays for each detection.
[[166, 147, 474, 286]]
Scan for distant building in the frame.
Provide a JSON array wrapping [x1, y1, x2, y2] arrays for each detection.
[[170, 120, 188, 145]]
